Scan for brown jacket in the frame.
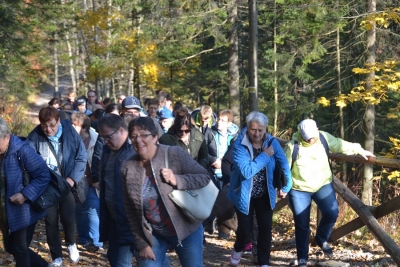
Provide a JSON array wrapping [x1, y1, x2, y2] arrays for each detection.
[[121, 144, 210, 251]]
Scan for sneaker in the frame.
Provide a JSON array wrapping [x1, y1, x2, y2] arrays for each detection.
[[319, 241, 333, 257], [218, 232, 229, 240], [229, 250, 242, 266], [298, 259, 307, 267], [52, 257, 62, 267], [259, 265, 269, 267], [68, 244, 80, 263], [243, 242, 253, 255]]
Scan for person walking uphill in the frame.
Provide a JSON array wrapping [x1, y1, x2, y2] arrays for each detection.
[[228, 111, 292, 267], [284, 119, 375, 267], [121, 117, 210, 267], [27, 106, 87, 267], [0, 118, 52, 267]]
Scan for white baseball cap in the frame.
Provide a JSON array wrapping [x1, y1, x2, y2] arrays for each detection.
[[299, 119, 319, 141]]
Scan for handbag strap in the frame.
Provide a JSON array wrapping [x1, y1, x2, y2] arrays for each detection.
[[164, 146, 170, 169], [45, 139, 64, 177]]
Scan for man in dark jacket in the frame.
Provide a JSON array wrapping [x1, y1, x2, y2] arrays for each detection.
[[98, 114, 136, 267], [28, 107, 87, 266]]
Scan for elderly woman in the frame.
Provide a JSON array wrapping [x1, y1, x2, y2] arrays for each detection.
[[228, 111, 292, 267], [121, 117, 210, 267], [27, 106, 87, 266], [285, 119, 375, 267], [158, 107, 208, 169], [0, 118, 51, 267]]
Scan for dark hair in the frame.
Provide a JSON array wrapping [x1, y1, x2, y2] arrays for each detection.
[[173, 101, 184, 116], [105, 103, 122, 114], [87, 89, 97, 96], [103, 97, 113, 106], [165, 93, 173, 102], [98, 114, 127, 131], [172, 107, 192, 135], [128, 117, 158, 137], [91, 108, 104, 120], [123, 114, 137, 126], [48, 98, 61, 106], [147, 98, 158, 107], [39, 106, 60, 123]]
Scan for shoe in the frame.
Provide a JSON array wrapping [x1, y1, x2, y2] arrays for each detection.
[[243, 242, 253, 255], [68, 244, 80, 263], [229, 250, 242, 266], [259, 265, 269, 267], [298, 259, 307, 267], [319, 241, 333, 257], [83, 241, 103, 252], [52, 257, 62, 267], [218, 232, 229, 240]]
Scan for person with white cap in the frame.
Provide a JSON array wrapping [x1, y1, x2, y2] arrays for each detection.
[[284, 119, 375, 267]]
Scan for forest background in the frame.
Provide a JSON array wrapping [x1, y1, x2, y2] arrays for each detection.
[[1, 0, 400, 245]]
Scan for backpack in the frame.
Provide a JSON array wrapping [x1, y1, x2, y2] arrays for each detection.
[[269, 132, 329, 189]]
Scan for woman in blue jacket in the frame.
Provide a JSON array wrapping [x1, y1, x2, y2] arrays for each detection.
[[227, 111, 292, 267], [0, 118, 51, 267]]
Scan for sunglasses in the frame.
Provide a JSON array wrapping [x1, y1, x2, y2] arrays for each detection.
[[177, 129, 190, 135]]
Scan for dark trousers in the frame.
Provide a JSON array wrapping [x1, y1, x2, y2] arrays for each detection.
[[2, 222, 48, 267], [45, 191, 76, 260], [234, 194, 273, 265]]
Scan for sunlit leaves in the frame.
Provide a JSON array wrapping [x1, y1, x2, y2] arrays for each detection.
[[360, 8, 400, 30], [317, 97, 330, 107]]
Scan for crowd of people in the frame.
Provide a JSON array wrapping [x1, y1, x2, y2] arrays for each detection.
[[0, 89, 375, 267]]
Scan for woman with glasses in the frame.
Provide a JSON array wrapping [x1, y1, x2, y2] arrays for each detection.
[[158, 107, 208, 169], [121, 117, 210, 267]]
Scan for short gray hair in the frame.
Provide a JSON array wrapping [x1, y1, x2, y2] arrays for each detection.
[[0, 118, 11, 138], [245, 111, 269, 128]]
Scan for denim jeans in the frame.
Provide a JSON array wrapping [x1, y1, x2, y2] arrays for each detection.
[[2, 222, 49, 267], [136, 225, 203, 267], [288, 183, 339, 261], [234, 194, 272, 265], [106, 218, 135, 267], [45, 191, 77, 260], [76, 186, 103, 247]]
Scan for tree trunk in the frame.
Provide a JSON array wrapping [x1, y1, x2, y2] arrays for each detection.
[[362, 0, 376, 206], [228, 0, 240, 125], [54, 33, 59, 93], [248, 0, 258, 112], [273, 0, 278, 135]]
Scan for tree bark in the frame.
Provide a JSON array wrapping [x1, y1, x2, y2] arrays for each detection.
[[228, 0, 240, 125], [362, 0, 376, 206], [248, 0, 258, 112]]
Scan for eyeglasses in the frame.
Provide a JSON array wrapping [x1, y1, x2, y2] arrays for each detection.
[[178, 129, 190, 135], [102, 128, 119, 141], [130, 133, 153, 140]]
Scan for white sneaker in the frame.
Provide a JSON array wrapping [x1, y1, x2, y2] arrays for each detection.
[[52, 257, 62, 267], [68, 244, 80, 263], [229, 250, 242, 266]]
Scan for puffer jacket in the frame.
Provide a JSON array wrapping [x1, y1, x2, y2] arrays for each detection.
[[3, 135, 51, 232], [285, 129, 367, 193], [158, 126, 209, 169], [227, 128, 292, 215], [121, 144, 210, 251]]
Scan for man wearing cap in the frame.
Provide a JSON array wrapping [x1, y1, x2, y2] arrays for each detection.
[[74, 97, 92, 116], [158, 108, 174, 133], [284, 119, 375, 267], [122, 96, 164, 137]]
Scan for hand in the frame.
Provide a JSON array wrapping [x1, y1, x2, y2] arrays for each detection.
[[92, 182, 100, 190], [278, 189, 287, 199], [66, 177, 75, 187], [360, 150, 375, 160], [211, 158, 222, 169], [9, 193, 26, 205], [139, 246, 155, 261], [161, 168, 177, 186], [263, 145, 274, 157]]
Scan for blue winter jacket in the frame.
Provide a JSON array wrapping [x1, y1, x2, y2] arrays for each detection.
[[27, 120, 87, 183], [227, 128, 292, 215], [3, 135, 51, 232], [99, 138, 136, 245]]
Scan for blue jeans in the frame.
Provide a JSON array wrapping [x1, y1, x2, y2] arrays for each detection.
[[136, 225, 204, 267], [76, 186, 103, 247], [106, 218, 135, 267], [288, 183, 338, 261]]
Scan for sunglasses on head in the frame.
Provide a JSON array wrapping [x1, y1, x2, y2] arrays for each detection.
[[178, 129, 190, 134]]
